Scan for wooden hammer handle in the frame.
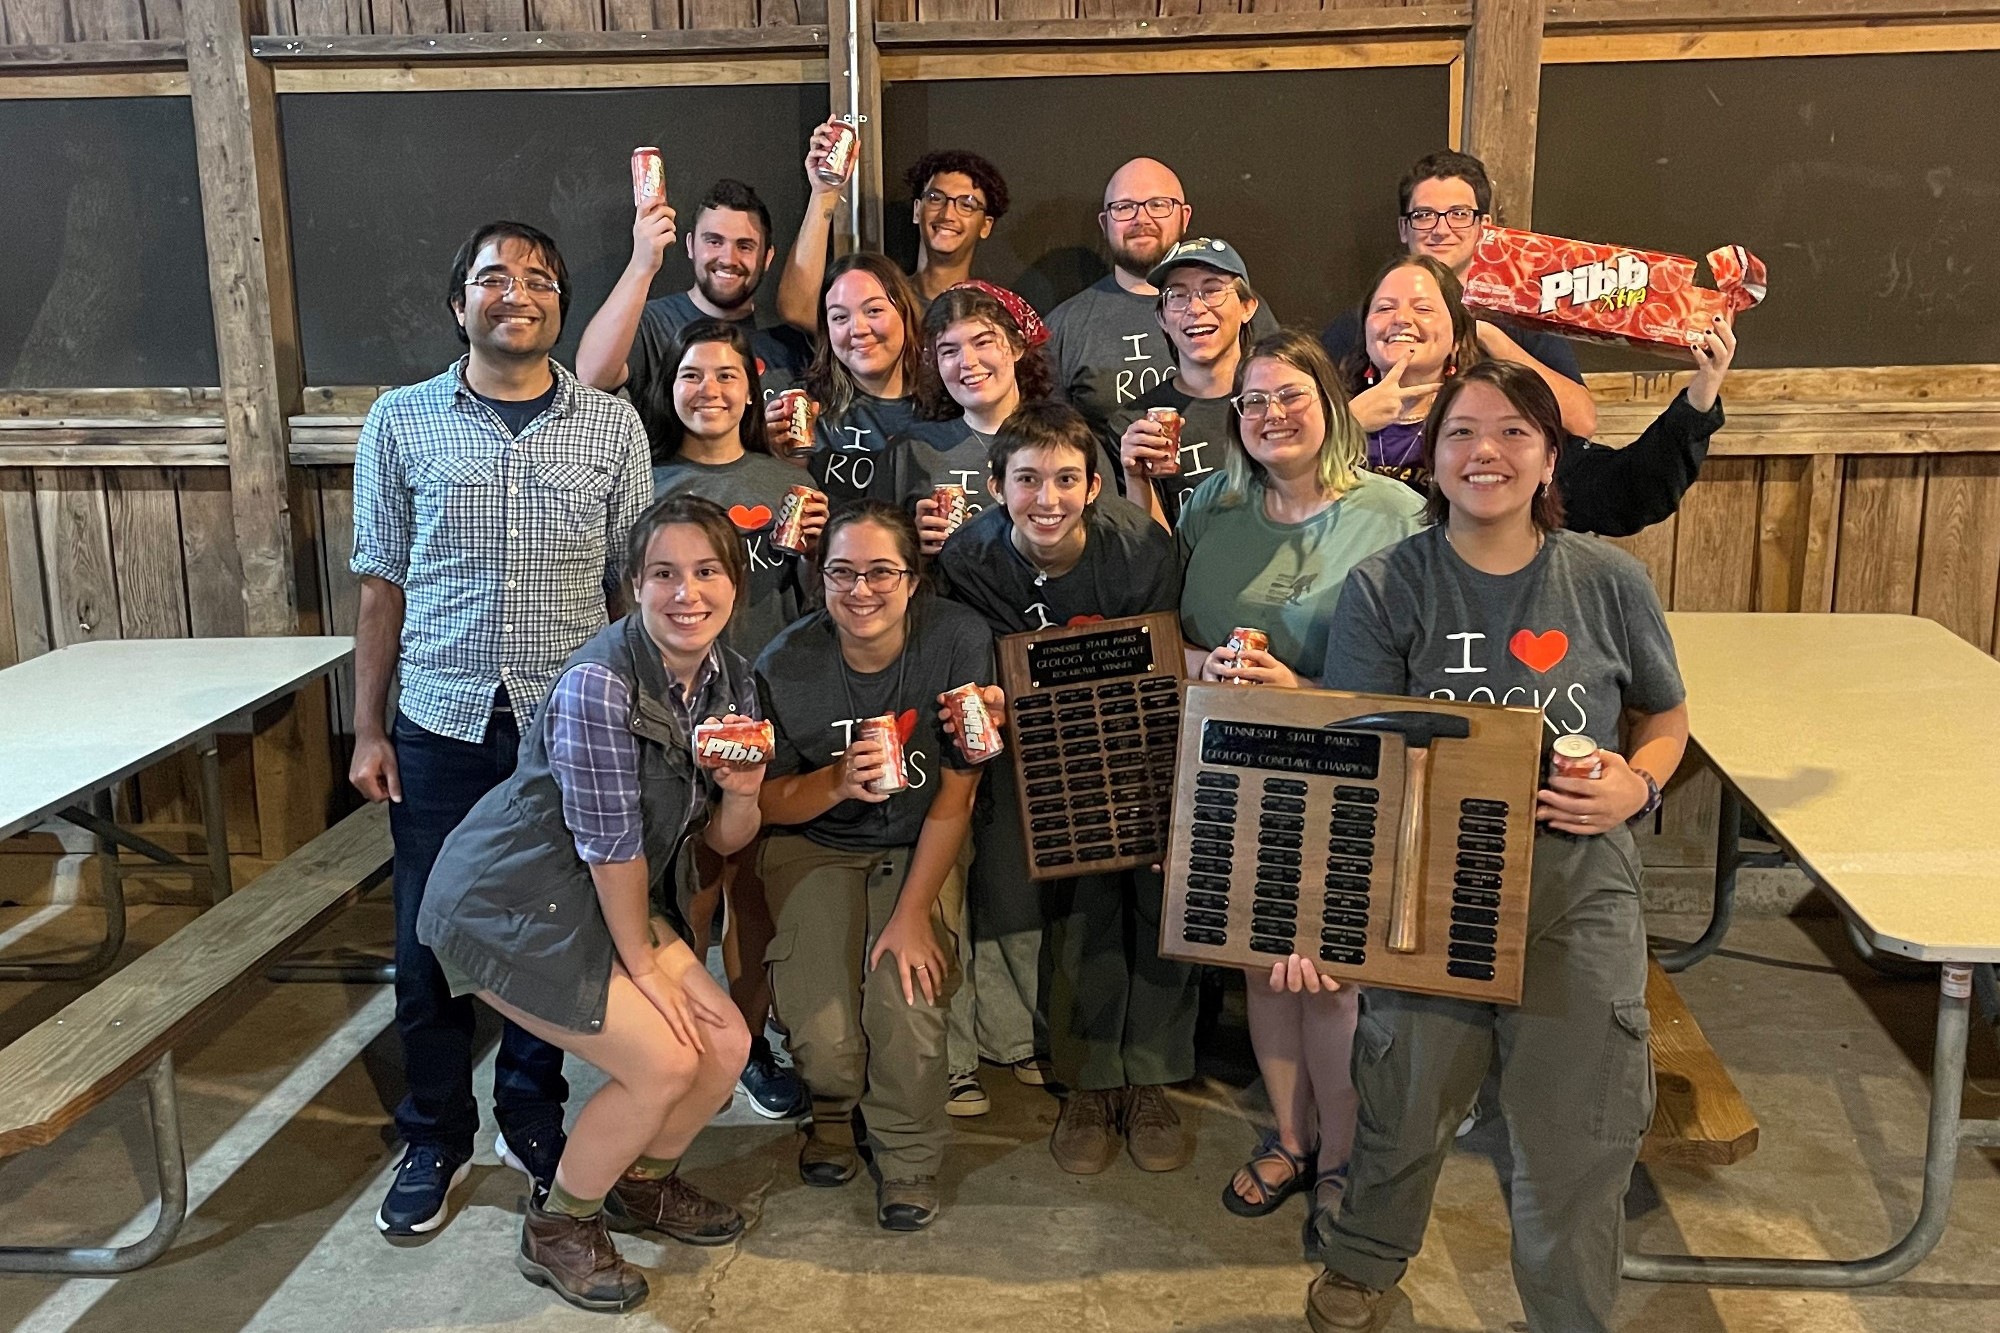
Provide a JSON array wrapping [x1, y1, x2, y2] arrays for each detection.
[[1387, 746, 1430, 954]]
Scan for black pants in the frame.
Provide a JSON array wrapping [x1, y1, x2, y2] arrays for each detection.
[[389, 708, 568, 1158]]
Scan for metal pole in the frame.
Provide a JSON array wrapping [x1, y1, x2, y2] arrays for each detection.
[[0, 789, 129, 981], [1657, 783, 1741, 972], [845, 0, 862, 252]]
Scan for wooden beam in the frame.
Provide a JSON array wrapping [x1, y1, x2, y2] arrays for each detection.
[[871, 9, 1473, 45], [0, 69, 188, 96], [1546, 1, 2000, 32], [248, 23, 828, 59], [1461, 0, 1543, 228], [0, 38, 186, 67], [184, 0, 300, 637], [1542, 20, 2000, 60], [272, 56, 825, 91], [828, 0, 882, 252], [879, 38, 1462, 80]]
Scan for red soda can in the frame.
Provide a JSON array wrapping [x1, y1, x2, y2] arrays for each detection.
[[630, 146, 666, 209], [942, 683, 1003, 764], [1145, 406, 1184, 476], [858, 713, 908, 794], [692, 717, 775, 770], [1550, 733, 1604, 780], [816, 119, 859, 187], [775, 388, 819, 460], [931, 484, 968, 539], [1226, 627, 1268, 683], [770, 484, 824, 554]]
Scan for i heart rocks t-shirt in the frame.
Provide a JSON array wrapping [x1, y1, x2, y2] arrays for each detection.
[[1321, 527, 1684, 753], [653, 451, 814, 661], [754, 595, 995, 850]]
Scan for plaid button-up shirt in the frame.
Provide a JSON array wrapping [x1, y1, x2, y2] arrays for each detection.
[[351, 358, 653, 743]]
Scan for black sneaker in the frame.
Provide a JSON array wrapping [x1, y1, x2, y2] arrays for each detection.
[[496, 1121, 568, 1191], [739, 1038, 809, 1119], [377, 1144, 470, 1236]]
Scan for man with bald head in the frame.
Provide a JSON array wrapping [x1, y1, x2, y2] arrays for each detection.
[[1045, 157, 1279, 443]]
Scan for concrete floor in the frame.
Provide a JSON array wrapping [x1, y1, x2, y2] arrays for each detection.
[[1, 899, 1996, 1333]]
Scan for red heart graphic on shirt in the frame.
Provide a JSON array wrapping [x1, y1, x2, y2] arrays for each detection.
[[755, 356, 768, 375], [1509, 628, 1570, 674], [1066, 614, 1106, 627], [728, 503, 773, 531], [896, 709, 918, 743]]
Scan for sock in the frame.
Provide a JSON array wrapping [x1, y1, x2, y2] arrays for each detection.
[[544, 1180, 604, 1219], [623, 1155, 679, 1182]]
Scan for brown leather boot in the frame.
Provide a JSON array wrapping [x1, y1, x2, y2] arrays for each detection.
[[1049, 1088, 1124, 1175], [605, 1172, 744, 1246], [800, 1097, 860, 1186], [516, 1199, 648, 1313], [1305, 1271, 1389, 1333], [1124, 1083, 1194, 1172], [876, 1176, 940, 1232]]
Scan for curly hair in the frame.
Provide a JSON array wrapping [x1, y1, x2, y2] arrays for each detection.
[[913, 285, 1053, 421], [903, 149, 1010, 221]]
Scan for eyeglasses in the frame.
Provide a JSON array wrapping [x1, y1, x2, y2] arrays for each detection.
[[1232, 385, 1318, 419], [1161, 282, 1237, 314], [921, 189, 987, 216], [1102, 196, 1184, 223], [1401, 206, 1482, 233], [465, 274, 562, 298], [822, 565, 912, 593]]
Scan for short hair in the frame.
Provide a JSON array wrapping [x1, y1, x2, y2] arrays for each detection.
[[803, 252, 927, 417], [986, 400, 1100, 491], [624, 494, 750, 612], [1220, 330, 1367, 508], [1338, 254, 1486, 395], [648, 319, 768, 465], [1397, 150, 1493, 218], [1154, 275, 1260, 369], [694, 178, 774, 250], [903, 149, 1010, 221], [1420, 360, 1567, 532], [816, 501, 927, 594], [447, 220, 570, 346], [914, 284, 1054, 420]]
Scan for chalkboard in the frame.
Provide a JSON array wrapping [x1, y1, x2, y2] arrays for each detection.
[[282, 85, 828, 385], [0, 98, 217, 389], [1536, 52, 2000, 370], [881, 67, 1450, 333]]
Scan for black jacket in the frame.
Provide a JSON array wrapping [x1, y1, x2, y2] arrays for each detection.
[[1556, 391, 1724, 538]]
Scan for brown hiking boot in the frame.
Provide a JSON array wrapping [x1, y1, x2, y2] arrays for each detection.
[[800, 1097, 860, 1187], [1124, 1083, 1193, 1172], [1305, 1271, 1388, 1333], [605, 1172, 744, 1246], [1050, 1088, 1124, 1175], [876, 1176, 940, 1232], [516, 1200, 648, 1313]]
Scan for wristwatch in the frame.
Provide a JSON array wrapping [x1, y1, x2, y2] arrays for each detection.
[[1628, 768, 1663, 824]]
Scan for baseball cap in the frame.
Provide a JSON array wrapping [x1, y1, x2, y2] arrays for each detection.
[[1146, 236, 1250, 288]]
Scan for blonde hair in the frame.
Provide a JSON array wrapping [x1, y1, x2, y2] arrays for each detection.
[[1217, 330, 1368, 508]]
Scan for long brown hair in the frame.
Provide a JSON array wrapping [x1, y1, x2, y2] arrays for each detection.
[[1338, 254, 1485, 398], [914, 285, 1054, 420], [650, 319, 767, 464], [624, 494, 749, 612], [803, 252, 925, 417], [815, 501, 927, 595], [1419, 360, 1567, 532]]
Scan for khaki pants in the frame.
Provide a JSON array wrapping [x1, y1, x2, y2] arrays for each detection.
[[1044, 865, 1200, 1092], [947, 760, 1044, 1075], [1317, 828, 1655, 1333], [760, 834, 961, 1179]]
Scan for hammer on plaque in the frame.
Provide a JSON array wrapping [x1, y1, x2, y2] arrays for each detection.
[[1339, 711, 1471, 954]]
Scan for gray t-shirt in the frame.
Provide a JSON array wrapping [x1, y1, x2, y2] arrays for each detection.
[[626, 292, 812, 446], [870, 422, 997, 523], [754, 595, 996, 850], [651, 451, 815, 661], [805, 393, 966, 510], [1105, 379, 1234, 528], [1323, 527, 1685, 750], [1045, 274, 1280, 439]]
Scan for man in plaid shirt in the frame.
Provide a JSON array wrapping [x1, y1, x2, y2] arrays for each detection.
[[349, 220, 652, 1238]]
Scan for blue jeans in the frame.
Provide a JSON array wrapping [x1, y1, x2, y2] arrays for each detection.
[[389, 707, 568, 1158]]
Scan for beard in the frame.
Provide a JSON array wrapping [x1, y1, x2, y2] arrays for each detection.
[[695, 261, 762, 312], [1108, 224, 1181, 279]]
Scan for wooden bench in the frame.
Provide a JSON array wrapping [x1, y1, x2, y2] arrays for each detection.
[[0, 803, 391, 1275], [1640, 957, 1760, 1167]]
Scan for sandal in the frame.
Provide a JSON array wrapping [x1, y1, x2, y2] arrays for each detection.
[[1221, 1131, 1316, 1218], [1301, 1162, 1349, 1259]]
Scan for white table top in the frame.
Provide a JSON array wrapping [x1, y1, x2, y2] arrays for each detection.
[[0, 637, 353, 841], [1668, 613, 2000, 962]]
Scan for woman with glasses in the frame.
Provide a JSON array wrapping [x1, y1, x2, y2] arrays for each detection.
[[752, 504, 999, 1231], [1111, 237, 1262, 530], [1173, 330, 1424, 1242]]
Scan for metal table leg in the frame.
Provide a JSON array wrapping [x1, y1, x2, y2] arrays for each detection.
[[0, 1053, 188, 1274], [198, 733, 232, 903], [0, 790, 129, 982], [1625, 964, 2000, 1287], [1656, 785, 1742, 973]]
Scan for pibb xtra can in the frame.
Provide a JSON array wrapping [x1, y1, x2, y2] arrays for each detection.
[[1226, 627, 1268, 683], [942, 683, 1003, 764], [858, 714, 908, 794], [1550, 733, 1604, 780], [631, 146, 666, 209], [816, 118, 859, 187], [931, 484, 968, 539], [1145, 407, 1184, 475], [775, 388, 818, 459], [692, 718, 775, 770], [770, 485, 824, 554]]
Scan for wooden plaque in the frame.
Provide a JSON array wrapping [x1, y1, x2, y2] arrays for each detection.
[[997, 612, 1184, 879], [1162, 685, 1543, 1004]]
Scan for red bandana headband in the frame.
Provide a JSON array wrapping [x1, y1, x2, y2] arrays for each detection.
[[948, 279, 1050, 349]]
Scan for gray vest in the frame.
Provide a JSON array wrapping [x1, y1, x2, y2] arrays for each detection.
[[417, 615, 754, 1033]]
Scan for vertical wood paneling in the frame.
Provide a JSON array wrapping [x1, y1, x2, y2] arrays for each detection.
[[290, 0, 375, 34], [1669, 457, 1758, 612], [0, 472, 21, 669], [1078, 0, 1155, 15], [0, 0, 71, 44], [33, 468, 120, 648], [605, 0, 677, 28], [684, 0, 755, 26], [1798, 452, 1842, 612], [107, 468, 191, 639], [920, 0, 991, 18], [373, 0, 451, 31], [1915, 455, 2000, 653], [1, 472, 49, 663], [528, 0, 603, 28], [1604, 513, 1676, 606], [179, 469, 247, 637], [1754, 455, 1808, 613], [453, 0, 528, 29], [317, 469, 361, 735], [143, 0, 186, 38], [70, 0, 149, 39], [996, 0, 1073, 18], [1833, 456, 1926, 614], [262, 0, 298, 35]]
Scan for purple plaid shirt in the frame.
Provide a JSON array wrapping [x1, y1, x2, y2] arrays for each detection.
[[545, 654, 718, 864]]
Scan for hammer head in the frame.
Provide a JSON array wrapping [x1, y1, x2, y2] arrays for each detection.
[[1336, 710, 1471, 749]]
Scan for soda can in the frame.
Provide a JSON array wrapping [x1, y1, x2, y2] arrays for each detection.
[[692, 717, 775, 770], [1225, 627, 1268, 683], [816, 119, 859, 187], [858, 714, 908, 794], [631, 146, 666, 210], [1550, 733, 1604, 781], [775, 388, 818, 460], [1145, 406, 1184, 476], [931, 484, 968, 539], [942, 683, 1003, 765], [770, 484, 824, 554]]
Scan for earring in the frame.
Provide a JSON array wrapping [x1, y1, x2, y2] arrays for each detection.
[[1363, 364, 1380, 386], [1444, 357, 1457, 378]]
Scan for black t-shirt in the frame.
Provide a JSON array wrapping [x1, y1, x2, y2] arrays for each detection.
[[934, 496, 1181, 634], [1103, 379, 1234, 529], [471, 380, 559, 437], [625, 291, 813, 446], [806, 394, 965, 510], [754, 595, 996, 850], [868, 422, 998, 523], [1318, 306, 1585, 384]]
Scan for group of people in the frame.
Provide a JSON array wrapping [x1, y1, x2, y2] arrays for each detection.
[[347, 127, 1739, 1332]]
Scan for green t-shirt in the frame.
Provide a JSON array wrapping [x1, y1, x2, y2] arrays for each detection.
[[1175, 468, 1425, 682]]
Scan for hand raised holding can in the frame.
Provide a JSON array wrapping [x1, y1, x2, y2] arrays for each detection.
[[937, 684, 1005, 764], [806, 117, 860, 192], [1118, 411, 1178, 479], [770, 388, 820, 461], [913, 485, 966, 557]]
